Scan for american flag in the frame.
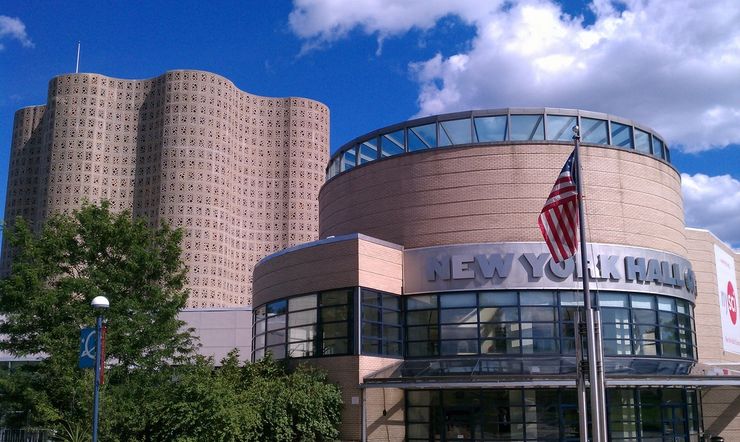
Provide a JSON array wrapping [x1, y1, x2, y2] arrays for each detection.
[[538, 150, 580, 263]]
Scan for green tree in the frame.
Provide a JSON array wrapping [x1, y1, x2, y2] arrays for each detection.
[[0, 201, 195, 432]]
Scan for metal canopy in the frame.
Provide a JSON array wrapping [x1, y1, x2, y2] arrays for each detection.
[[361, 357, 740, 390]]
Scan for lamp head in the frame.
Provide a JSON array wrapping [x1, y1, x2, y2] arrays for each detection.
[[91, 296, 110, 310]]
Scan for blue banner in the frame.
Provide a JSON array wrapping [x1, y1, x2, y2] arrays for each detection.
[[79, 327, 96, 369]]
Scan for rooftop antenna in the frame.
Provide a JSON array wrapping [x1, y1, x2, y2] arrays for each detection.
[[75, 42, 81, 73]]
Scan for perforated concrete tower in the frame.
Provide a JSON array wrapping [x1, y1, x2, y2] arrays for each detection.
[[2, 70, 328, 307]]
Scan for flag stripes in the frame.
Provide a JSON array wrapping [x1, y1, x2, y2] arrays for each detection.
[[538, 150, 579, 263]]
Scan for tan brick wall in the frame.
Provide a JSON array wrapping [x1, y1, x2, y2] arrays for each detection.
[[320, 144, 686, 256], [253, 235, 403, 305], [2, 70, 329, 307]]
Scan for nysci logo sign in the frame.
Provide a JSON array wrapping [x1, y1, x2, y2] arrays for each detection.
[[403, 243, 697, 300]]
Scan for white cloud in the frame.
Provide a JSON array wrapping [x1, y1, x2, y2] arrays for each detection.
[[0, 15, 33, 50], [289, 0, 740, 152], [682, 173, 740, 248]]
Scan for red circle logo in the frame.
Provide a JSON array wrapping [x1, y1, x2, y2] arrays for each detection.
[[728, 281, 737, 325]]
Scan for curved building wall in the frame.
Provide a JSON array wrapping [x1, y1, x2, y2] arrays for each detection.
[[3, 70, 329, 307], [320, 144, 686, 256]]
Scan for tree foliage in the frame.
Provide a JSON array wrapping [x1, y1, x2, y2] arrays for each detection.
[[0, 202, 343, 440]]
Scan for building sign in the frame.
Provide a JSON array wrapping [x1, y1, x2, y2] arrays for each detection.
[[714, 245, 740, 355], [404, 242, 696, 301]]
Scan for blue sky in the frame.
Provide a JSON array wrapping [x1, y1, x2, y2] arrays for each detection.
[[1, 0, 739, 247]]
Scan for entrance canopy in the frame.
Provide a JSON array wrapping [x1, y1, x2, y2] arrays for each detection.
[[361, 357, 740, 390]]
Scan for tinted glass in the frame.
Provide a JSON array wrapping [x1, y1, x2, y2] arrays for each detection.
[[546, 115, 577, 141], [581, 117, 608, 144], [381, 129, 405, 157], [510, 115, 544, 140], [439, 119, 472, 146], [611, 122, 633, 148], [408, 123, 436, 151], [474, 116, 507, 141]]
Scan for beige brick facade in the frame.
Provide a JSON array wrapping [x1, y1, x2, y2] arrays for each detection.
[[2, 70, 328, 307]]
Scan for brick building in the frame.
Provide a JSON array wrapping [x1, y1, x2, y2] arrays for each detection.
[[253, 109, 740, 441], [2, 70, 328, 307]]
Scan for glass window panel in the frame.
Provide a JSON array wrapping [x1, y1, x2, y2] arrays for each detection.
[[288, 341, 314, 358], [560, 291, 584, 306], [288, 325, 316, 342], [602, 322, 631, 339], [480, 291, 517, 306], [407, 406, 430, 422], [381, 129, 405, 157], [602, 308, 630, 323], [546, 115, 577, 141], [382, 295, 400, 310], [522, 338, 558, 353], [323, 322, 348, 339], [653, 136, 665, 159], [288, 309, 317, 327], [359, 139, 378, 164], [635, 129, 651, 154], [611, 122, 633, 148], [439, 293, 476, 308], [520, 291, 555, 306], [362, 306, 380, 322], [255, 305, 266, 321], [603, 339, 633, 355], [383, 310, 400, 324], [407, 310, 438, 326], [439, 119, 472, 146], [255, 319, 266, 335], [407, 295, 438, 310], [634, 340, 657, 355], [520, 323, 556, 338], [581, 117, 609, 144], [321, 305, 348, 322], [266, 330, 285, 346], [407, 341, 438, 357], [383, 325, 401, 340], [254, 348, 265, 360], [384, 341, 402, 355], [322, 338, 348, 355], [362, 338, 381, 354], [266, 300, 287, 316], [660, 327, 679, 342], [266, 344, 286, 359], [600, 293, 629, 308], [658, 297, 676, 312], [407, 390, 431, 406], [521, 307, 555, 322], [327, 158, 340, 179], [361, 290, 380, 305], [407, 123, 436, 151], [479, 307, 520, 323], [341, 148, 356, 172], [659, 311, 678, 327], [440, 307, 477, 323], [289, 294, 317, 311], [440, 323, 477, 340], [321, 289, 349, 306], [267, 314, 286, 331], [474, 115, 507, 141], [440, 339, 477, 355], [407, 423, 430, 439], [362, 322, 381, 338], [480, 322, 520, 339], [510, 115, 544, 140], [254, 333, 265, 349], [406, 325, 438, 341], [676, 300, 689, 315], [633, 309, 657, 324], [631, 294, 656, 310]]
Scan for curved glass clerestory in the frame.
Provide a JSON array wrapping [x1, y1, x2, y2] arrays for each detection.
[[327, 108, 671, 180]]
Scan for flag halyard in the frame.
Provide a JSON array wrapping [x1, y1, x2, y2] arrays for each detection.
[[538, 150, 579, 263]]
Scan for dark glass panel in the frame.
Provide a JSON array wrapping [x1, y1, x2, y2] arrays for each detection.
[[407, 310, 438, 326], [322, 338, 348, 355], [479, 291, 518, 306], [321, 289, 350, 306], [321, 305, 348, 322]]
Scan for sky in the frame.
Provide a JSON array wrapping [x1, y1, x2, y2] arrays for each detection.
[[1, 0, 739, 248]]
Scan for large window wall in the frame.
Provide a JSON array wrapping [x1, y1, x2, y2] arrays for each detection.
[[406, 388, 701, 442], [327, 109, 672, 179], [404, 291, 696, 360], [253, 287, 404, 360], [253, 289, 354, 360]]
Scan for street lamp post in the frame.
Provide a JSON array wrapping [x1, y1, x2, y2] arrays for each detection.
[[90, 296, 109, 442]]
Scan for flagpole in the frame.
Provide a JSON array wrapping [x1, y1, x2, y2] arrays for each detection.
[[573, 125, 609, 442]]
